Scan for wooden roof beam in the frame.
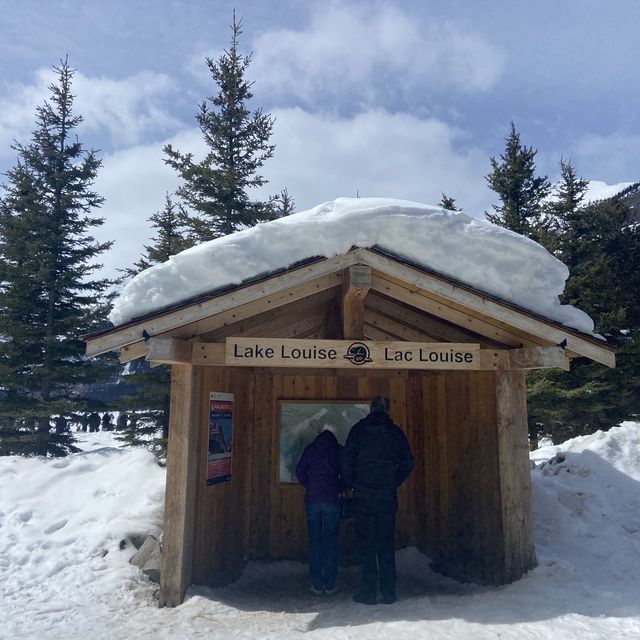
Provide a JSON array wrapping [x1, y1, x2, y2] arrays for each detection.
[[366, 291, 512, 348], [361, 250, 615, 367], [509, 346, 570, 371], [146, 336, 193, 365], [342, 265, 371, 339], [85, 252, 358, 358], [370, 272, 525, 348]]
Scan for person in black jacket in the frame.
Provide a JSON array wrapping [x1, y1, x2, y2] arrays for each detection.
[[342, 396, 413, 605], [296, 424, 344, 596]]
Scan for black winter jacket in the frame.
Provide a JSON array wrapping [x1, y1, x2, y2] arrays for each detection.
[[341, 411, 414, 513]]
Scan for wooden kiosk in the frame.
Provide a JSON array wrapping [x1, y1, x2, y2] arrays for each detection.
[[84, 247, 615, 607]]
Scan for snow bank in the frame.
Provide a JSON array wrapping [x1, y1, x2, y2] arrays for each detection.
[[109, 197, 595, 334], [0, 434, 165, 638], [3, 425, 640, 638], [530, 422, 640, 625]]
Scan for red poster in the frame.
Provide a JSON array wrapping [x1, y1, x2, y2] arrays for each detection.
[[207, 392, 233, 485]]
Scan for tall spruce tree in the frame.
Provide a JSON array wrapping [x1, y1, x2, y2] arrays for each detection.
[[544, 158, 590, 259], [524, 162, 640, 445], [485, 121, 551, 243], [0, 59, 115, 456], [117, 193, 190, 457], [527, 193, 640, 444], [164, 13, 277, 242]]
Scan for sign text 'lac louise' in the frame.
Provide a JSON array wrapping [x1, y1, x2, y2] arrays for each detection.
[[226, 337, 481, 370]]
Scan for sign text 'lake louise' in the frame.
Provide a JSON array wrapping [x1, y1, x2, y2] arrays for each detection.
[[225, 338, 481, 370]]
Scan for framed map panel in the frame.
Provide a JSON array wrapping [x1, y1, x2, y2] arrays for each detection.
[[279, 401, 369, 484]]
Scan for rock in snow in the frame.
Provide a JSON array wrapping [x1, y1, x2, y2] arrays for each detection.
[[129, 535, 161, 583]]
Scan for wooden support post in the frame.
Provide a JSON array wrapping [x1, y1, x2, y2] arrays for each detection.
[[494, 355, 536, 582], [341, 265, 371, 339], [159, 364, 203, 607]]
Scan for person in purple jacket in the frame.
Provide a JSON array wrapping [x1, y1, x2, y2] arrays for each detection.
[[296, 423, 344, 595]]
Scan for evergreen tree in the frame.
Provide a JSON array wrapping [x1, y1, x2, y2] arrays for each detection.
[[485, 121, 551, 243], [117, 193, 190, 458], [527, 192, 640, 444], [270, 187, 295, 217], [544, 158, 590, 259], [439, 192, 461, 211], [122, 193, 190, 277], [0, 59, 115, 457], [117, 359, 171, 458], [164, 13, 277, 242]]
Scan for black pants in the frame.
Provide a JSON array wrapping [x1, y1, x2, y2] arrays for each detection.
[[354, 508, 397, 597]]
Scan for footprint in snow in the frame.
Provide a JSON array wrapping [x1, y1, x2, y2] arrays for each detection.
[[44, 519, 68, 535]]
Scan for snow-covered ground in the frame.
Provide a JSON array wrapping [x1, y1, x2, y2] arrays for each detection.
[[2, 424, 640, 639]]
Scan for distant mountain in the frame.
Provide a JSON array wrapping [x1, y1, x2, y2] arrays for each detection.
[[582, 180, 640, 223], [583, 180, 635, 205], [615, 182, 640, 221]]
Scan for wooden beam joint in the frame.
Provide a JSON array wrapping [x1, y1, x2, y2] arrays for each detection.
[[342, 265, 371, 339], [509, 345, 570, 371], [145, 336, 193, 365]]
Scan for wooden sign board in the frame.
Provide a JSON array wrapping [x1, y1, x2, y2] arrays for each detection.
[[226, 337, 481, 370]]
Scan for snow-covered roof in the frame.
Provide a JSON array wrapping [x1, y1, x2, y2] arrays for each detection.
[[110, 197, 595, 335]]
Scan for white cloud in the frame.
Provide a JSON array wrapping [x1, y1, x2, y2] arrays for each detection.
[[92, 109, 494, 281], [93, 139, 184, 280], [0, 75, 49, 156], [571, 132, 640, 183], [262, 107, 492, 217], [0, 68, 180, 157], [72, 71, 181, 146], [251, 2, 504, 108]]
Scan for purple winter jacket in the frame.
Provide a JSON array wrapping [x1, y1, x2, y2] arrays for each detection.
[[295, 430, 344, 504]]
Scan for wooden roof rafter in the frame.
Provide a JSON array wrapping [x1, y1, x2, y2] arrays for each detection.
[[364, 290, 513, 349], [85, 247, 615, 368], [358, 250, 615, 367]]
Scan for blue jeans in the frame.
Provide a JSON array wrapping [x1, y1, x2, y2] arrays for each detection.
[[305, 502, 340, 591]]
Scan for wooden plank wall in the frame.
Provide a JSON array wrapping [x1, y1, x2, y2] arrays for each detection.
[[190, 367, 534, 587], [417, 371, 506, 583]]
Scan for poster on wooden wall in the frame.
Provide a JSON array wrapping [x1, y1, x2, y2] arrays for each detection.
[[279, 401, 369, 483], [207, 392, 234, 485]]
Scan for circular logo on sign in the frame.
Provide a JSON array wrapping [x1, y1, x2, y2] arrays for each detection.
[[344, 342, 373, 365]]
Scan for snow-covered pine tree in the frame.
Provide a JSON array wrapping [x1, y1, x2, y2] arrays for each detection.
[[485, 121, 551, 243], [164, 13, 278, 242], [0, 59, 115, 457]]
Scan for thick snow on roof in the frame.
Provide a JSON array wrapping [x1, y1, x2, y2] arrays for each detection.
[[110, 197, 595, 334]]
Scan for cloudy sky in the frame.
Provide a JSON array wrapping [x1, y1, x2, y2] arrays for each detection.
[[0, 0, 638, 277]]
